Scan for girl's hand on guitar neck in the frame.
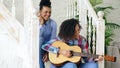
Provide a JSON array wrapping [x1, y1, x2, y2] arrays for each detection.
[[59, 50, 73, 58], [94, 55, 104, 61]]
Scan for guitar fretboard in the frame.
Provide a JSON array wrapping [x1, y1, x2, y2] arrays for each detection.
[[73, 52, 99, 58]]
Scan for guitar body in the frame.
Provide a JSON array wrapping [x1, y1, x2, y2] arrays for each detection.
[[49, 41, 116, 65], [49, 41, 81, 65]]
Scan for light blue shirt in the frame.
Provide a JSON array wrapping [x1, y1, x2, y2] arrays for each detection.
[[39, 18, 57, 46]]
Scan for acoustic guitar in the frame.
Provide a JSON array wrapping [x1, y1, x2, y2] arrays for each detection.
[[49, 41, 116, 65]]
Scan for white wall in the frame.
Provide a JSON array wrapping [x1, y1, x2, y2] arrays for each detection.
[[100, 1, 120, 68], [51, 0, 68, 34], [102, 0, 120, 43]]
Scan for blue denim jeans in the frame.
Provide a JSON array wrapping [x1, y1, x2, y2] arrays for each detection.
[[39, 47, 45, 68], [79, 62, 98, 68], [50, 62, 77, 68], [50, 62, 98, 68]]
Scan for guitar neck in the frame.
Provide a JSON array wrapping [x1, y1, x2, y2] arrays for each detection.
[[73, 52, 99, 58], [73, 52, 116, 62]]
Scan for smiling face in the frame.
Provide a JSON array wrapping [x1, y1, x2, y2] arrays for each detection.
[[40, 6, 51, 21]]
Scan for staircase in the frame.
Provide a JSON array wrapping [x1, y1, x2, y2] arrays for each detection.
[[0, 0, 105, 68], [0, 0, 39, 68]]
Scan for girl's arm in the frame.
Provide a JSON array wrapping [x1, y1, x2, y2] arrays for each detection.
[[41, 38, 59, 54]]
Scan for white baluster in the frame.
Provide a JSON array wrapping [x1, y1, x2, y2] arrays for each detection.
[[92, 24, 96, 54], [87, 11, 92, 53], [70, 0, 72, 18], [96, 11, 105, 68], [12, 0, 15, 16], [88, 16, 91, 53], [76, 0, 79, 17], [67, 0, 70, 19], [70, 0, 73, 18], [97, 11, 104, 20], [31, 7, 39, 68], [71, 0, 74, 18], [67, 0, 69, 19], [73, 0, 76, 18], [73, 0, 77, 18], [78, 0, 87, 38], [72, 0, 74, 18]]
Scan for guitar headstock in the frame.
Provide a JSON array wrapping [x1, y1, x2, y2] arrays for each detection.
[[105, 55, 116, 62]]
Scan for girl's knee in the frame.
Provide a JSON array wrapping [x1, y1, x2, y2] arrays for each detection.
[[62, 62, 77, 68], [80, 62, 98, 68]]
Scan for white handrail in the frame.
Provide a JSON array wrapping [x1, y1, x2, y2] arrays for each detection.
[[0, 3, 23, 43], [83, 0, 105, 68], [78, 0, 105, 68], [84, 0, 98, 20]]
